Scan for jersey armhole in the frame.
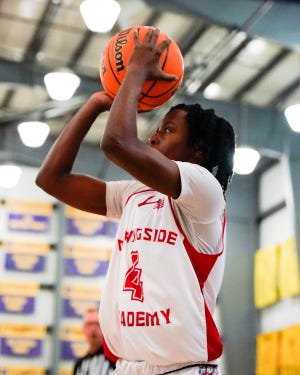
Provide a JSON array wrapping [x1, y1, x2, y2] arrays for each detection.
[[168, 197, 226, 255]]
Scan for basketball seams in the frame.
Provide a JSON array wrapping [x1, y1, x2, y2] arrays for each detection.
[[139, 72, 183, 99], [107, 36, 123, 90], [138, 72, 183, 110], [160, 36, 169, 71]]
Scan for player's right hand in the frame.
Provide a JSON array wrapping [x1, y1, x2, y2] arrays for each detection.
[[91, 91, 113, 111]]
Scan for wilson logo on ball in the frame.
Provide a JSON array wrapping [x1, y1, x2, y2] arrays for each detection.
[[114, 28, 131, 73], [99, 25, 184, 111]]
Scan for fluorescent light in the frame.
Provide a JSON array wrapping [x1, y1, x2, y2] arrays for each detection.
[[186, 79, 202, 95], [246, 39, 268, 55], [0, 165, 22, 188], [44, 71, 80, 101], [80, 0, 120, 33], [235, 31, 247, 43], [203, 82, 221, 99], [234, 146, 260, 175], [18, 121, 50, 148], [284, 104, 300, 132]]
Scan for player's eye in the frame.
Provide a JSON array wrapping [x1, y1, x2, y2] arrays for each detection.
[[160, 124, 171, 133], [157, 124, 172, 134]]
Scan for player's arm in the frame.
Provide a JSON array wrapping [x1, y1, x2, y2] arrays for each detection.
[[101, 28, 181, 198], [36, 92, 112, 215]]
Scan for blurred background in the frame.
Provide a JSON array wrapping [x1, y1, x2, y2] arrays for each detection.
[[0, 1, 300, 374]]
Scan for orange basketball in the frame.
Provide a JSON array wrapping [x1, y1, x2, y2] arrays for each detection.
[[99, 26, 184, 111]]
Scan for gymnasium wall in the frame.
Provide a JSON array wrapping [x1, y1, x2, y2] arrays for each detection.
[[0, 166, 116, 375], [255, 159, 300, 374], [220, 157, 300, 374], [219, 173, 258, 374], [258, 159, 300, 333]]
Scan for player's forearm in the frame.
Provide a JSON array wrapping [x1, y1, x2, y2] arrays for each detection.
[[101, 70, 144, 159], [36, 96, 106, 190]]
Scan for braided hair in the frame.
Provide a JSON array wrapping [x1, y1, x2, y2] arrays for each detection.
[[169, 103, 236, 195]]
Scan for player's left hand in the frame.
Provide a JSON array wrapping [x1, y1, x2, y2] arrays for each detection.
[[128, 27, 178, 82]]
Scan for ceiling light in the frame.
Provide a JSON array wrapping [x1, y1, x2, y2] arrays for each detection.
[[18, 121, 50, 148], [0, 165, 22, 188], [44, 71, 80, 101], [284, 104, 300, 132], [233, 146, 260, 175], [246, 39, 268, 55], [203, 82, 221, 99], [80, 0, 121, 33], [235, 31, 247, 44], [186, 80, 202, 95]]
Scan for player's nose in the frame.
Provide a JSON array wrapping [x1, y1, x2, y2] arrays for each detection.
[[148, 131, 159, 145]]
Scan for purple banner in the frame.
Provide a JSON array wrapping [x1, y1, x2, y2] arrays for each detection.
[[64, 258, 109, 277], [8, 213, 50, 233], [0, 295, 35, 314], [5, 253, 46, 272], [61, 340, 76, 360], [61, 340, 86, 360], [63, 299, 83, 318], [0, 337, 42, 358], [66, 217, 109, 236], [106, 221, 118, 237], [63, 299, 98, 318]]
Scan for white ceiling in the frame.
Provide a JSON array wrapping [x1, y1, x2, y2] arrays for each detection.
[[0, 0, 299, 147]]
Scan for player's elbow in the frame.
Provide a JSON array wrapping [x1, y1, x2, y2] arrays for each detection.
[[101, 134, 127, 160], [35, 171, 50, 193], [35, 168, 59, 197]]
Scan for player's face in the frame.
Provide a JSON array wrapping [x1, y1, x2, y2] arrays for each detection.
[[83, 311, 103, 351], [149, 109, 193, 161]]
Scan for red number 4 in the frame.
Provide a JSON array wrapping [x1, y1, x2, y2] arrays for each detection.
[[123, 251, 144, 302]]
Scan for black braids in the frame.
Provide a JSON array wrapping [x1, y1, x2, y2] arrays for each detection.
[[169, 103, 236, 195], [212, 117, 235, 194]]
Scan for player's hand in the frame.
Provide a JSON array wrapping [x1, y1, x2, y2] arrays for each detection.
[[128, 27, 178, 82], [90, 91, 113, 111]]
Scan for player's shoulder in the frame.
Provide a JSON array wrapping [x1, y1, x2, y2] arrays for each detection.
[[175, 161, 225, 210], [107, 179, 145, 195], [176, 161, 221, 187]]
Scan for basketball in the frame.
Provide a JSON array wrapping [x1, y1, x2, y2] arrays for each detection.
[[99, 26, 184, 111]]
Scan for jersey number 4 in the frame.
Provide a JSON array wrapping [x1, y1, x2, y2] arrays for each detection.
[[123, 251, 144, 302]]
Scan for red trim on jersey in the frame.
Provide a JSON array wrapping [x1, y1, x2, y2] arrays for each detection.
[[204, 303, 223, 361], [102, 336, 119, 363], [168, 197, 225, 361], [124, 189, 154, 206], [169, 197, 226, 255]]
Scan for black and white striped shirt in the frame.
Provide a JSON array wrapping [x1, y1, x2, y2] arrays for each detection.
[[74, 348, 115, 375]]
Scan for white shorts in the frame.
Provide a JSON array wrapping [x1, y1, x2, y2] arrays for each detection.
[[113, 359, 220, 375]]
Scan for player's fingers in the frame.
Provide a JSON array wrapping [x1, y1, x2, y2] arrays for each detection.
[[160, 73, 178, 82], [144, 27, 160, 44], [143, 27, 153, 42], [151, 27, 160, 43], [133, 29, 139, 44], [157, 38, 172, 54]]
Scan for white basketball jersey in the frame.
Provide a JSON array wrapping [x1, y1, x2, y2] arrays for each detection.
[[100, 163, 226, 367]]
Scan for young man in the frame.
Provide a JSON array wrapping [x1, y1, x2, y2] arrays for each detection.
[[73, 308, 115, 375], [36, 28, 235, 375]]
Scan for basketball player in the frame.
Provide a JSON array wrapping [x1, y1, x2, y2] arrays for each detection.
[[73, 308, 115, 375], [36, 27, 235, 375]]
